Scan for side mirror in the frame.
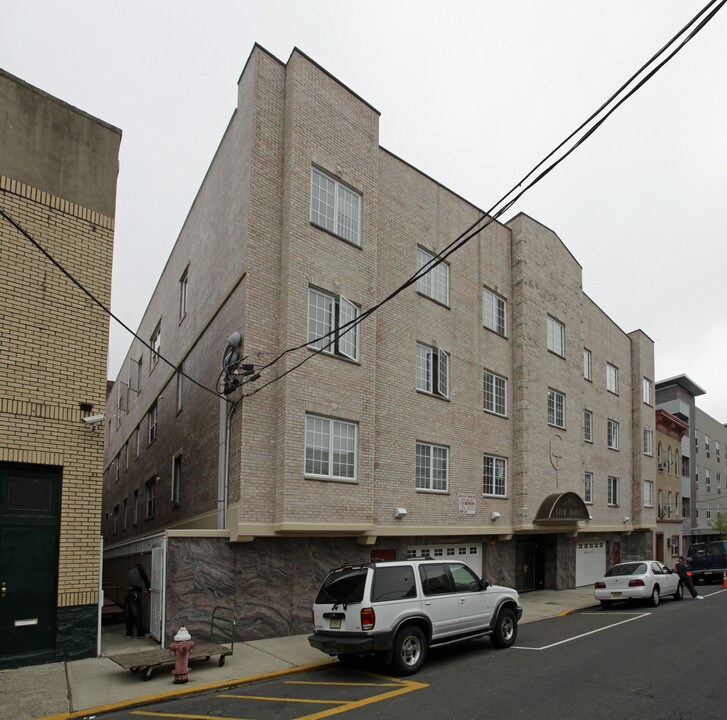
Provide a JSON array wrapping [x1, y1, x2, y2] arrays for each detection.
[[480, 579, 491, 590]]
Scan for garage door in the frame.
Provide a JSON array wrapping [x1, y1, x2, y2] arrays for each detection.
[[575, 541, 606, 586], [407, 543, 482, 578]]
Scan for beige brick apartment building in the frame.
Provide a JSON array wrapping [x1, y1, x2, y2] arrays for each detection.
[[0, 70, 120, 668], [103, 45, 656, 643]]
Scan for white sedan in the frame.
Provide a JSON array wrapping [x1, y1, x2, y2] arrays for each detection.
[[594, 560, 683, 608]]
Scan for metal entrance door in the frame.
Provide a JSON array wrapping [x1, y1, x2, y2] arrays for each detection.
[[0, 464, 61, 657]]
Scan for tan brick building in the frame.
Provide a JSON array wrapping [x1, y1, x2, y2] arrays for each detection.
[[0, 70, 120, 667], [103, 45, 655, 643]]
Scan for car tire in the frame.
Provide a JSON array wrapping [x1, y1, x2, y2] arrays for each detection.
[[673, 583, 683, 601], [391, 625, 426, 676], [491, 608, 518, 648], [600, 600, 612, 609], [649, 585, 660, 607]]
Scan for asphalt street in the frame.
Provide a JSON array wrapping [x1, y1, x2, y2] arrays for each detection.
[[96, 587, 727, 720]]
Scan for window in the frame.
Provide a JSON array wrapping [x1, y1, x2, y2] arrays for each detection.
[[416, 247, 449, 305], [484, 370, 507, 416], [643, 480, 654, 508], [670, 536, 679, 557], [583, 410, 593, 442], [179, 267, 189, 321], [675, 493, 681, 517], [668, 447, 673, 473], [584, 472, 593, 504], [706, 468, 711, 489], [642, 377, 652, 405], [123, 498, 128, 531], [606, 363, 619, 394], [706, 503, 712, 521], [148, 402, 158, 445], [483, 288, 507, 336], [607, 476, 619, 506], [483, 455, 507, 497], [307, 287, 359, 361], [113, 505, 119, 534], [548, 388, 565, 428], [547, 316, 565, 356], [416, 442, 448, 492], [668, 491, 673, 518], [643, 429, 654, 456], [135, 424, 141, 459], [171, 455, 182, 505], [305, 414, 357, 481], [128, 356, 142, 394], [176, 363, 184, 412], [607, 419, 619, 450], [717, 440, 721, 461], [310, 167, 361, 246], [416, 343, 449, 398], [683, 497, 691, 519], [133, 489, 139, 526], [583, 349, 592, 381], [150, 323, 161, 371], [705, 435, 711, 458], [145, 477, 156, 519]]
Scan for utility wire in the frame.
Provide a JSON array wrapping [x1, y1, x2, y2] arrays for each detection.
[[0, 206, 226, 401], [243, 0, 726, 398]]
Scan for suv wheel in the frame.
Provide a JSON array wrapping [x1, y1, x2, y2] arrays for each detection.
[[391, 625, 426, 676], [491, 608, 517, 648]]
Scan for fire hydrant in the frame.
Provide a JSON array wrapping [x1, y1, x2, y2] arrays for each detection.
[[169, 626, 195, 684]]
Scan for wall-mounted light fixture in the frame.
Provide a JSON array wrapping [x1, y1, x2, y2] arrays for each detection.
[[394, 508, 407, 519], [490, 511, 501, 521], [623, 516, 630, 523]]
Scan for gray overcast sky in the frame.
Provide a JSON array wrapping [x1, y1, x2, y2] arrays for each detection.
[[3, 1, 726, 420]]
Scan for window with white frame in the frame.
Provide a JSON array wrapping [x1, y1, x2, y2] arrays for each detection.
[[148, 402, 158, 445], [670, 536, 679, 557], [307, 287, 359, 361], [606, 363, 619, 394], [547, 315, 565, 356], [483, 454, 507, 497], [668, 490, 674, 518], [145, 477, 156, 518], [607, 419, 619, 450], [675, 492, 680, 517], [643, 480, 654, 507], [643, 428, 654, 456], [128, 356, 142, 394], [548, 388, 565, 428], [483, 288, 507, 336], [150, 323, 161, 371], [583, 409, 593, 442], [705, 434, 711, 457], [584, 472, 593, 503], [642, 377, 652, 405], [310, 167, 361, 246], [706, 503, 712, 521], [484, 370, 507, 417], [607, 476, 619, 506], [416, 342, 449, 398], [706, 468, 711, 488], [176, 362, 184, 413], [171, 454, 182, 505], [305, 414, 357, 481], [416, 442, 448, 492], [179, 267, 189, 322], [717, 440, 721, 460], [583, 348, 592, 381], [416, 247, 449, 305]]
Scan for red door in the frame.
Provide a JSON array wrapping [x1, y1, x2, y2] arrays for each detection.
[[612, 542, 621, 565]]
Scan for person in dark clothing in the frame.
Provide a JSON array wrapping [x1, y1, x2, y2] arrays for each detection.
[[674, 556, 703, 600], [124, 562, 151, 638]]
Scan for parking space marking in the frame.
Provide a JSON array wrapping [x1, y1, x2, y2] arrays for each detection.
[[513, 612, 650, 650], [220, 693, 346, 705], [132, 713, 253, 719]]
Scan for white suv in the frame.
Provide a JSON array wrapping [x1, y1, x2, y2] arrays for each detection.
[[308, 558, 522, 675]]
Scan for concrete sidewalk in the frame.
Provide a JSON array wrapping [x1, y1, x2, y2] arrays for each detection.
[[3, 586, 598, 720]]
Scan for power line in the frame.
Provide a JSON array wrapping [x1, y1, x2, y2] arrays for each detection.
[[0, 206, 225, 401], [243, 0, 726, 398]]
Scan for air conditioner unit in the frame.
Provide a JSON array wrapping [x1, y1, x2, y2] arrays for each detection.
[[658, 462, 665, 470]]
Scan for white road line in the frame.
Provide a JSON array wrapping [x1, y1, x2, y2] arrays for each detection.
[[513, 613, 650, 650]]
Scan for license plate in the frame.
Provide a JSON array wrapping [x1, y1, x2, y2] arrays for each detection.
[[611, 592, 622, 598], [329, 618, 341, 629], [705, 571, 713, 575]]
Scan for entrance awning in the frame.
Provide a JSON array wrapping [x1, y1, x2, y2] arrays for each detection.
[[534, 492, 590, 523]]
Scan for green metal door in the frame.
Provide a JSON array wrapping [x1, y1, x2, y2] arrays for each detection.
[[0, 464, 60, 656]]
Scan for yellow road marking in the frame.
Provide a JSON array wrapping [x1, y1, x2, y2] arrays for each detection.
[[286, 680, 402, 687], [132, 713, 252, 720], [220, 694, 346, 705], [292, 678, 428, 720]]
